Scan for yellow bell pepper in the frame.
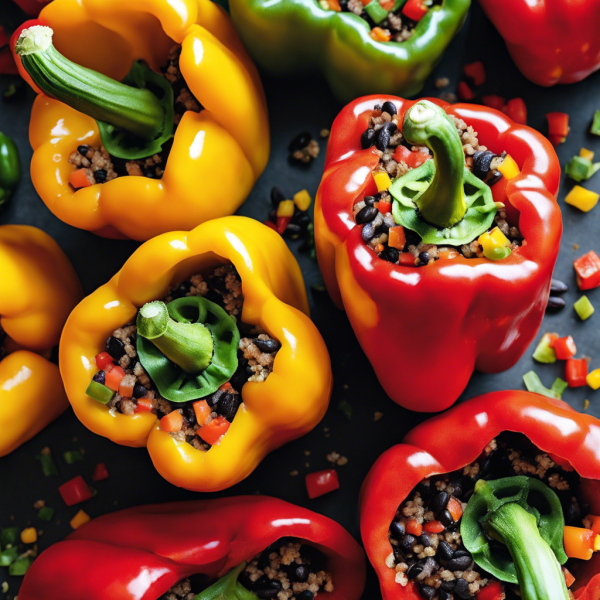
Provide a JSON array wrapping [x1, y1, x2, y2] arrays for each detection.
[[59, 216, 332, 492], [580, 148, 595, 161], [26, 0, 269, 241], [565, 185, 599, 212], [0, 226, 81, 456]]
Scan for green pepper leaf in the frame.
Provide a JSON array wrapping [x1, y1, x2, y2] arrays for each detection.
[[390, 161, 497, 246], [194, 562, 259, 600], [137, 296, 240, 403]]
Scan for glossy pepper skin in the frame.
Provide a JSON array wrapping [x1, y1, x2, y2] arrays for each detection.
[[479, 0, 600, 87], [20, 496, 366, 600], [60, 216, 333, 492], [315, 95, 562, 412], [0, 225, 81, 456], [18, 0, 269, 241], [228, 0, 470, 103], [360, 391, 600, 600]]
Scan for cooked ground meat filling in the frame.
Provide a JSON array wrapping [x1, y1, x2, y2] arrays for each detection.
[[163, 540, 334, 600], [386, 434, 588, 600], [357, 103, 523, 265], [88, 265, 280, 450], [319, 0, 440, 42], [68, 45, 201, 185]]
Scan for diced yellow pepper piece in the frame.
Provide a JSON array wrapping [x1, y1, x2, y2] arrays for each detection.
[[20, 527, 37, 544], [293, 189, 312, 211], [373, 171, 392, 192], [595, 535, 600, 552], [478, 227, 512, 260], [580, 148, 595, 161], [498, 154, 520, 180], [565, 185, 599, 212], [587, 369, 600, 390], [70, 509, 91, 530], [488, 226, 510, 247], [276, 200, 295, 218]]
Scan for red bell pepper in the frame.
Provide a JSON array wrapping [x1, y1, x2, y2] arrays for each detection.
[[574, 251, 600, 291], [360, 390, 600, 600], [58, 476, 92, 507], [306, 469, 340, 499], [463, 61, 486, 86], [479, 0, 600, 86], [19, 496, 366, 600], [315, 96, 562, 412]]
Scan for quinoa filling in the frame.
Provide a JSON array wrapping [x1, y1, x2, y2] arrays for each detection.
[[162, 540, 334, 600], [386, 433, 590, 600], [86, 264, 280, 451], [68, 45, 201, 185], [319, 0, 441, 43], [357, 102, 523, 265]]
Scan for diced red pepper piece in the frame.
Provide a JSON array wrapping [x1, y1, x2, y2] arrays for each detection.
[[219, 382, 233, 392], [482, 95, 506, 111], [92, 463, 109, 481], [327, 0, 342, 10], [377, 200, 392, 214], [276, 216, 292, 235], [388, 226, 406, 250], [506, 98, 527, 125], [69, 169, 92, 190], [193, 400, 212, 426], [135, 397, 154, 413], [546, 112, 569, 145], [265, 220, 277, 231], [58, 476, 92, 506], [402, 0, 428, 21], [563, 567, 576, 589], [423, 520, 444, 533], [118, 377, 135, 398], [406, 519, 422, 536], [458, 81, 474, 101], [574, 251, 600, 290], [104, 365, 125, 391], [370, 27, 391, 42], [447, 496, 463, 521], [477, 581, 504, 600], [393, 146, 431, 168], [463, 61, 486, 86], [198, 416, 230, 445], [305, 469, 340, 499], [398, 253, 416, 266], [566, 358, 588, 387], [160, 410, 183, 433], [553, 336, 577, 360], [95, 352, 114, 370]]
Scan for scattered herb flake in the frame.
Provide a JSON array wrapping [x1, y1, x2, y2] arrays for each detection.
[[337, 399, 353, 421]]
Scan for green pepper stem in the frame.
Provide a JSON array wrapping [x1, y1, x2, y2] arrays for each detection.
[[193, 562, 259, 600], [402, 100, 467, 229], [137, 301, 214, 373], [15, 26, 166, 141], [484, 502, 569, 600]]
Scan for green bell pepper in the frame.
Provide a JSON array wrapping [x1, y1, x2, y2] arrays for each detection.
[[0, 131, 20, 207], [228, 0, 470, 102], [461, 476, 569, 600]]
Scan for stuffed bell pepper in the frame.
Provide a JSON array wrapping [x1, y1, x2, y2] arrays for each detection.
[[361, 390, 600, 600], [479, 0, 600, 86], [59, 216, 332, 492], [12, 0, 269, 240], [0, 225, 81, 456], [229, 0, 469, 102], [20, 496, 366, 600], [315, 96, 561, 412]]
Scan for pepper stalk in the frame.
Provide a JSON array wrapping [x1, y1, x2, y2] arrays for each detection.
[[193, 562, 259, 600]]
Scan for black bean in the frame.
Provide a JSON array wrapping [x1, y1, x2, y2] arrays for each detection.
[[356, 205, 378, 224], [488, 171, 503, 186], [77, 145, 90, 156], [362, 222, 375, 242], [416, 480, 432, 498], [453, 550, 470, 558], [418, 584, 436, 599], [93, 371, 106, 384], [447, 555, 473, 571], [254, 581, 282, 599], [390, 521, 406, 539], [184, 406, 196, 424], [398, 534, 416, 553], [143, 167, 156, 178], [289, 132, 312, 152], [283, 223, 303, 239], [93, 169, 107, 183], [447, 479, 463, 498], [230, 355, 249, 391], [364, 195, 376, 205], [473, 150, 494, 178], [418, 251, 431, 266], [406, 562, 423, 579], [454, 578, 471, 599], [293, 565, 309, 582], [380, 246, 400, 263], [254, 338, 281, 354], [133, 384, 147, 398], [546, 296, 566, 311], [382, 101, 397, 116], [375, 122, 398, 152], [439, 591, 451, 600], [271, 186, 286, 208], [208, 389, 224, 407], [291, 210, 311, 227], [437, 541, 454, 562], [419, 533, 434, 548], [171, 281, 192, 300], [361, 128, 376, 149], [550, 279, 568, 294], [439, 508, 454, 527], [106, 336, 125, 360], [217, 392, 240, 421], [430, 491, 449, 515], [440, 580, 456, 592], [297, 592, 314, 600]]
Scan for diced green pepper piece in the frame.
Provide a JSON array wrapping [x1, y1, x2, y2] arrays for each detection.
[[9, 556, 33, 576], [364, 0, 389, 24], [532, 333, 557, 363], [591, 110, 600, 136], [565, 155, 600, 182], [0, 547, 18, 566], [86, 380, 115, 404], [337, 399, 353, 421], [551, 378, 568, 397], [523, 371, 565, 399], [63, 450, 84, 465], [0, 528, 19, 547], [574, 295, 595, 320], [36, 451, 58, 477], [37, 507, 55, 522]]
